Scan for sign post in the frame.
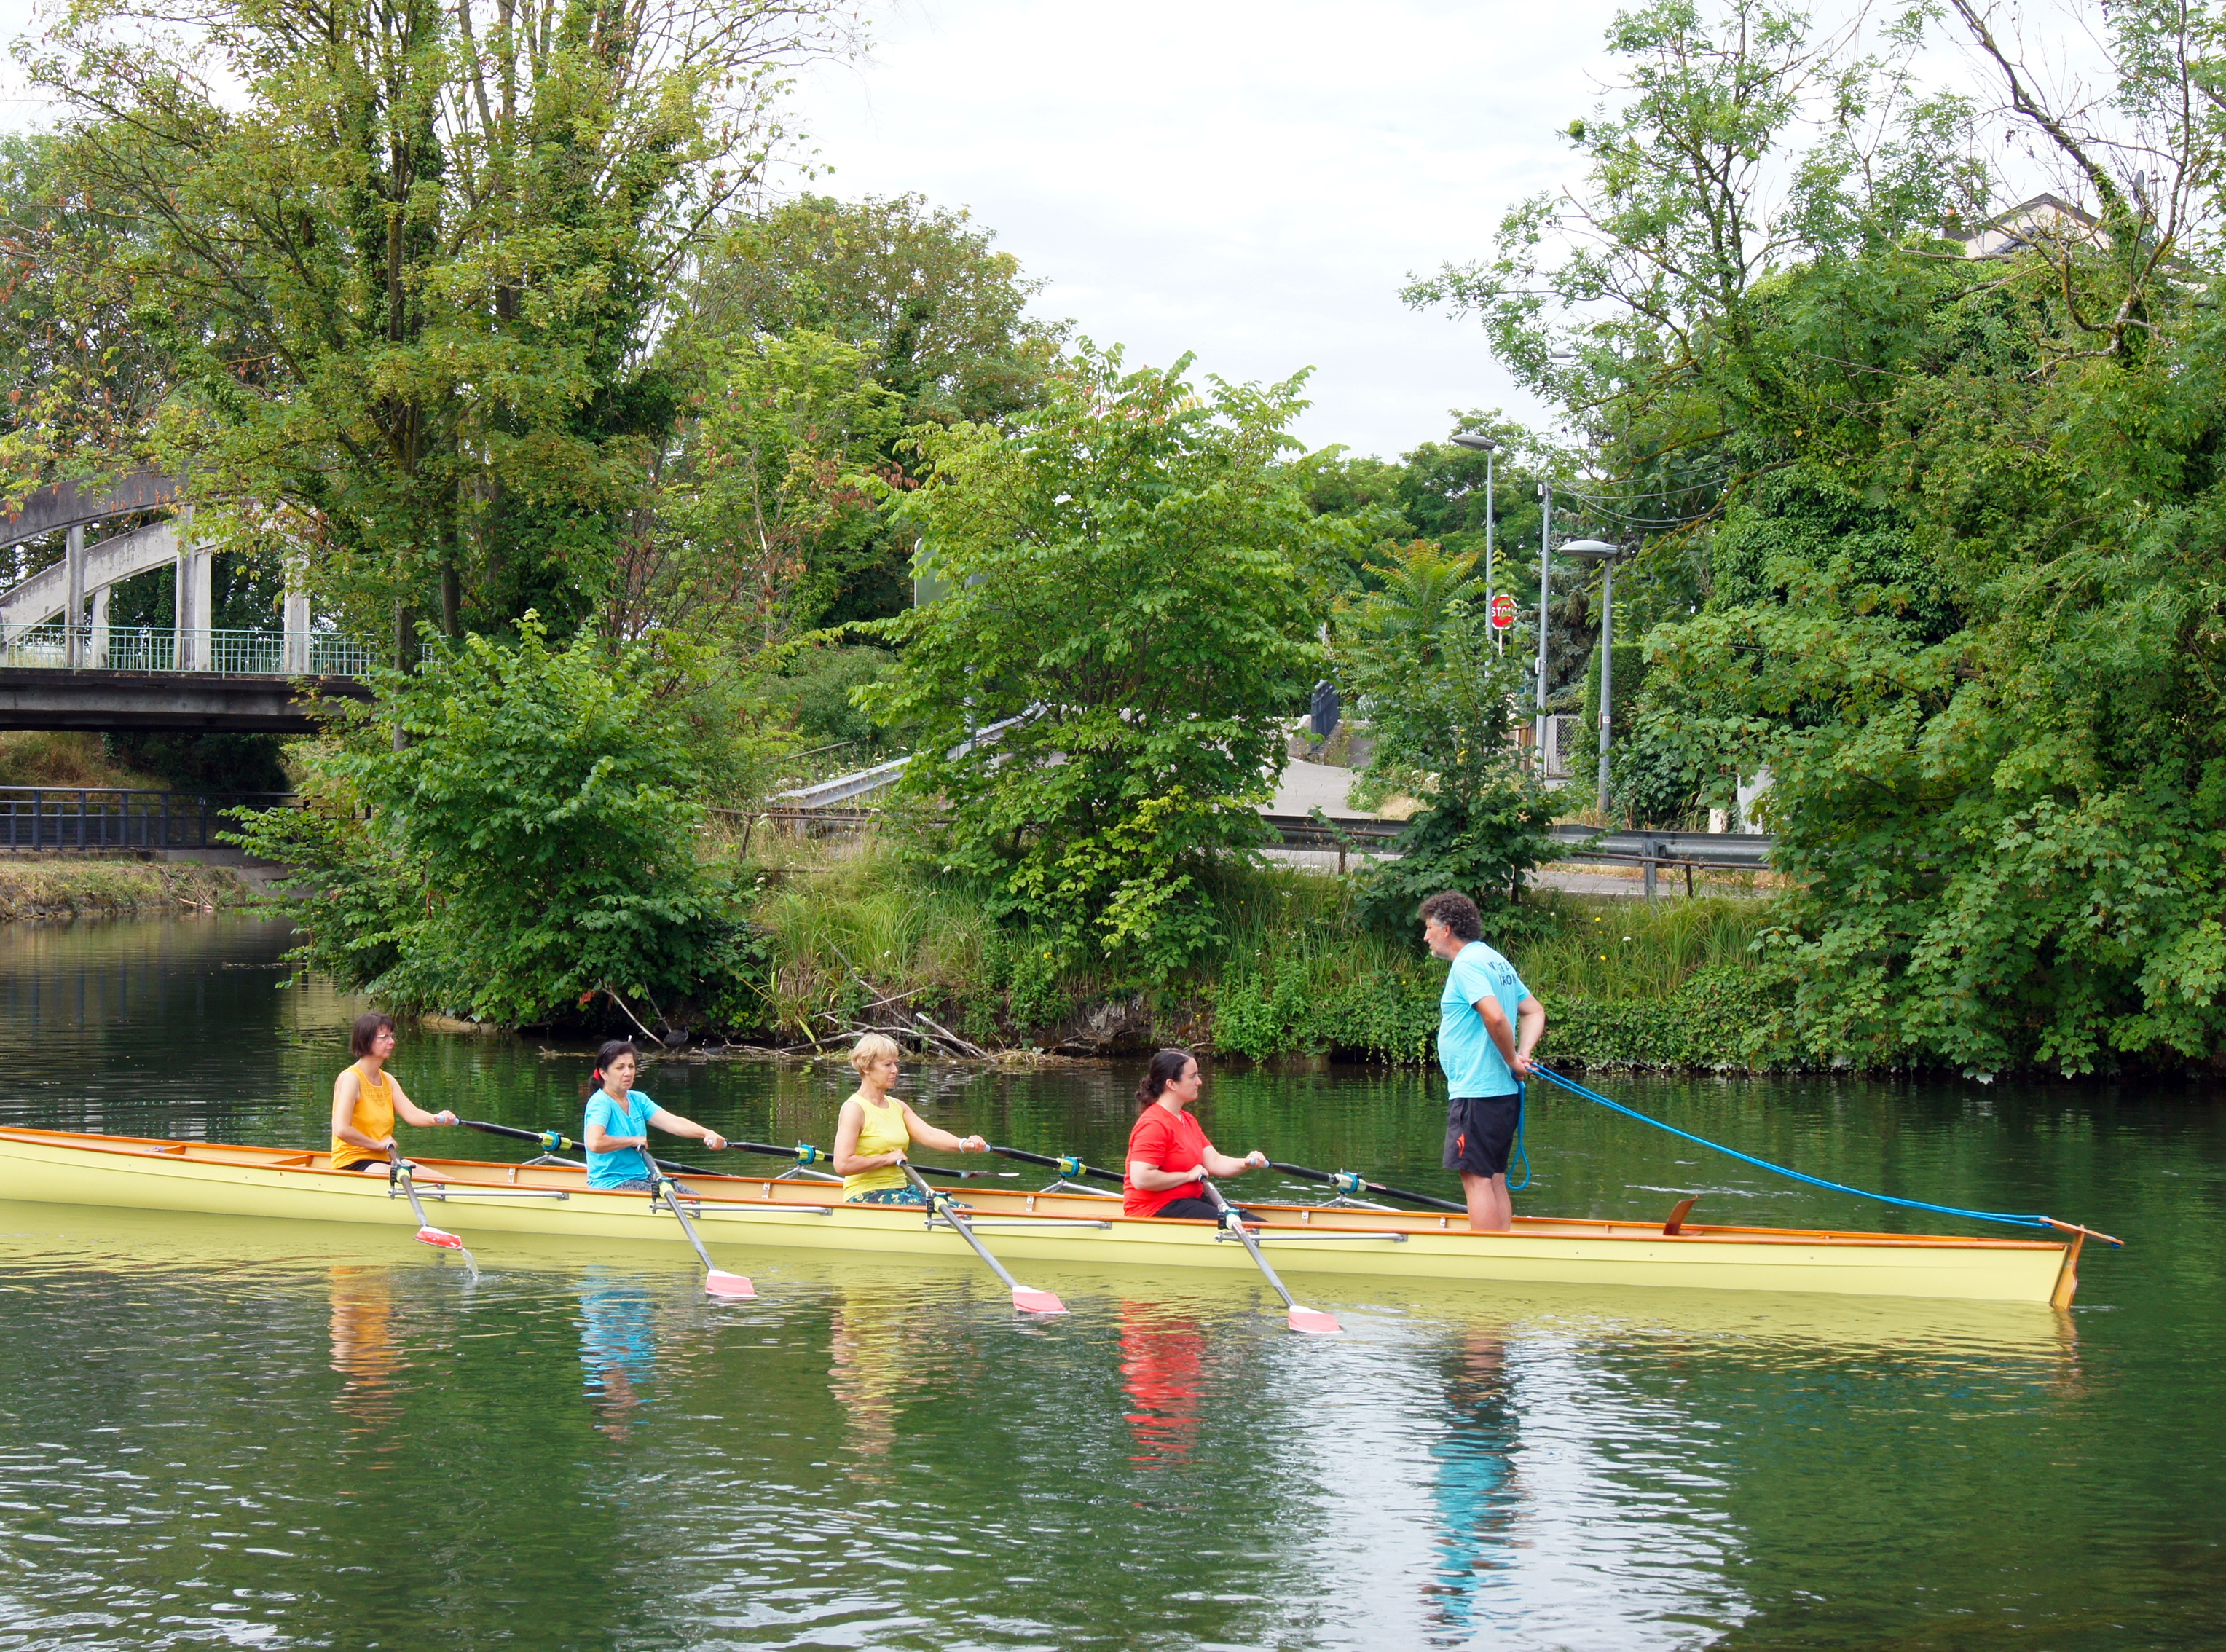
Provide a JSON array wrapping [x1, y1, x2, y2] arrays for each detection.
[[1488, 592, 1516, 654]]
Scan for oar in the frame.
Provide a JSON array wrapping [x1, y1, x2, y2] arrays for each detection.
[[385, 1144, 478, 1279], [1265, 1160, 1466, 1215], [460, 1118, 1007, 1183], [899, 1159, 1066, 1315], [1200, 1180, 1339, 1336], [458, 1119, 723, 1180], [989, 1144, 1125, 1186], [721, 1137, 1015, 1179], [641, 1161, 755, 1299]]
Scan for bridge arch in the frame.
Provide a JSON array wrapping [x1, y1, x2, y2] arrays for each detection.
[[0, 473, 313, 672]]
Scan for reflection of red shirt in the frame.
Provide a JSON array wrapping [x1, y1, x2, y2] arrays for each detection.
[[1125, 1104, 1214, 1217]]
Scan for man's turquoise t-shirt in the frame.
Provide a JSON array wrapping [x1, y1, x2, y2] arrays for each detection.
[[1437, 941, 1530, 1098], [585, 1089, 661, 1188]]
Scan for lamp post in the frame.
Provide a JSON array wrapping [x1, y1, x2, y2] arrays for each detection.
[[1450, 434, 1498, 652], [1560, 539, 1624, 817]]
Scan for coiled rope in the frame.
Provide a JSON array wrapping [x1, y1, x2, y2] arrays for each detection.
[[1528, 1063, 2119, 1246]]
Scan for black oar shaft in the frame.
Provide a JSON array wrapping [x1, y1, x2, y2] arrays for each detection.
[[1265, 1159, 1466, 1215], [990, 1144, 1125, 1185], [460, 1120, 715, 1178]]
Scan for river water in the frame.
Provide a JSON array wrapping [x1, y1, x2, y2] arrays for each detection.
[[0, 916, 2220, 1651]]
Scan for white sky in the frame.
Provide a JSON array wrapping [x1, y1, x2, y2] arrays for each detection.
[[4, 0, 2082, 465], [791, 0, 1626, 459]]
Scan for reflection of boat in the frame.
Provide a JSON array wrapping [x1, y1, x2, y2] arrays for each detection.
[[0, 1125, 2089, 1304]]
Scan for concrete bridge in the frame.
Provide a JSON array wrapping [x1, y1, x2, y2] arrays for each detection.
[[0, 472, 372, 732]]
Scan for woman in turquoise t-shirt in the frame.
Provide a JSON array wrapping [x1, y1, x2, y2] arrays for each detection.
[[582, 1040, 728, 1190]]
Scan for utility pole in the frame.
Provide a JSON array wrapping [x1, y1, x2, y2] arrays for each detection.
[[1535, 480, 1551, 765]]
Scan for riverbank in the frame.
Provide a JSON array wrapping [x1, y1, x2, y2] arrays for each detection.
[[739, 842, 1790, 1071], [0, 854, 254, 921]]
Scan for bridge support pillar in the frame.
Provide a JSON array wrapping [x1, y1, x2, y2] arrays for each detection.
[[89, 586, 110, 667], [64, 526, 84, 669], [172, 514, 211, 672], [283, 565, 310, 674]]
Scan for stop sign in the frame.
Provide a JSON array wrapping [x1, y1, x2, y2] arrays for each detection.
[[1489, 593, 1517, 630]]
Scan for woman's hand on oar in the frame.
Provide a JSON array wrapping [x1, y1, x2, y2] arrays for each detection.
[[898, 1159, 1066, 1316], [1199, 1181, 1339, 1336]]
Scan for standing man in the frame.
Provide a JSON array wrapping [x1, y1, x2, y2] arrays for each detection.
[[1420, 890, 1546, 1232]]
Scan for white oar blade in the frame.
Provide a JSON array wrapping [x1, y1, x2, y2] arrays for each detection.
[[704, 1270, 756, 1299], [1286, 1305, 1342, 1335], [1011, 1286, 1066, 1315]]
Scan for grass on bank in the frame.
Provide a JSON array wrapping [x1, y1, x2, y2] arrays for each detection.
[[0, 856, 251, 920], [736, 835, 1785, 1069], [0, 732, 168, 790]]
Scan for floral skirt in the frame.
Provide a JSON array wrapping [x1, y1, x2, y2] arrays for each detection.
[[846, 1185, 929, 1206]]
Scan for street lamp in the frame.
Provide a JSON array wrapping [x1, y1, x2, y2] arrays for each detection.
[[1450, 434, 1498, 644], [1559, 539, 1627, 817]]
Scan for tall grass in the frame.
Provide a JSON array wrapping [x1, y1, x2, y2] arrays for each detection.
[[742, 837, 996, 1043], [1512, 897, 1771, 1002], [729, 835, 1777, 1054]]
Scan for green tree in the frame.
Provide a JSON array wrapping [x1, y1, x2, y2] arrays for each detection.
[[861, 347, 1337, 974], [1332, 543, 1562, 934], [688, 194, 1067, 625], [28, 0, 858, 652]]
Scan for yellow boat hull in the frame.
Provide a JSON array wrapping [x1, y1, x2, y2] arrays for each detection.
[[0, 1126, 2081, 1305]]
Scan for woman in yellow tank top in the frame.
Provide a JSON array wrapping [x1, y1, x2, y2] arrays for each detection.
[[331, 1012, 458, 1173], [832, 1034, 988, 1203]]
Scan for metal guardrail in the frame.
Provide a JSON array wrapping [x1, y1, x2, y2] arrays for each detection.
[[0, 624, 374, 676], [769, 710, 1037, 811], [0, 787, 298, 852]]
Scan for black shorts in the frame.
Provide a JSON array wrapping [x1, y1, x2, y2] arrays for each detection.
[[1444, 1093, 1522, 1178], [1151, 1196, 1262, 1225]]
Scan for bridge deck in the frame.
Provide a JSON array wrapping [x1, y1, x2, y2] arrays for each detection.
[[0, 667, 371, 733]]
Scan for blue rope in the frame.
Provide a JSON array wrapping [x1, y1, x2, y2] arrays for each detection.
[[1528, 1063, 2111, 1242], [1505, 1090, 1531, 1192]]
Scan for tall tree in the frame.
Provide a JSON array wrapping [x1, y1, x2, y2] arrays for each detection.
[[28, 0, 860, 654]]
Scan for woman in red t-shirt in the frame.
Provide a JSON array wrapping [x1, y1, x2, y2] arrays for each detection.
[[1124, 1048, 1268, 1220]]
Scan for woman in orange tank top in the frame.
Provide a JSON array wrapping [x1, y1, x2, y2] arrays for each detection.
[[331, 1012, 457, 1173]]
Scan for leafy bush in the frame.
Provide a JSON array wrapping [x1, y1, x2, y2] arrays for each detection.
[[232, 618, 735, 1026], [863, 346, 1340, 977], [1332, 545, 1562, 936]]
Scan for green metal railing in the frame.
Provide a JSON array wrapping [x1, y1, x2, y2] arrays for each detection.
[[0, 624, 374, 675]]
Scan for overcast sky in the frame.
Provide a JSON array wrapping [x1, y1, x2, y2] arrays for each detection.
[[792, 0, 1629, 459]]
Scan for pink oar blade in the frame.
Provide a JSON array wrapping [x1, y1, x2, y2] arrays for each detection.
[[1286, 1305, 1342, 1335], [1011, 1286, 1067, 1315], [704, 1270, 757, 1299], [415, 1226, 465, 1250]]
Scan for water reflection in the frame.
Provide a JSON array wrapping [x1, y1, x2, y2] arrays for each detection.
[[328, 1265, 406, 1458], [1, 914, 2217, 1648], [578, 1270, 661, 1439], [827, 1282, 924, 1472], [1118, 1299, 1207, 1466], [1424, 1329, 1519, 1640]]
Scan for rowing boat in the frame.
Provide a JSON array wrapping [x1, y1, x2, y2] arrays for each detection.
[[0, 1125, 2088, 1305]]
